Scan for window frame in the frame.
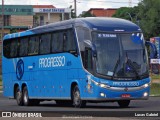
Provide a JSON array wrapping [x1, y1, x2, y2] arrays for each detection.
[[3, 28, 78, 58]]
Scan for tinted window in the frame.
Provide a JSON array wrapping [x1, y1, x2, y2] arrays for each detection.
[[19, 37, 28, 56], [64, 29, 76, 52], [3, 40, 10, 58], [10, 39, 18, 58], [28, 36, 39, 55], [40, 34, 51, 54], [51, 32, 63, 53], [76, 27, 91, 68]]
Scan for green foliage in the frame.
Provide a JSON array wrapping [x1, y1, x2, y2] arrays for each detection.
[[112, 7, 132, 20], [112, 0, 160, 39], [150, 83, 160, 96], [138, 0, 160, 39], [10, 29, 17, 33], [79, 11, 95, 18]]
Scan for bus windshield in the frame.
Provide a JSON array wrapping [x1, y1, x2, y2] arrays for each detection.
[[92, 32, 149, 80]]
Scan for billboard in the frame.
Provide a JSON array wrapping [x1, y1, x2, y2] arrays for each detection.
[[154, 37, 160, 59], [0, 5, 33, 15]]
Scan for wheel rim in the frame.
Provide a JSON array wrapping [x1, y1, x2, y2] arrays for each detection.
[[23, 91, 28, 104], [16, 91, 21, 103], [73, 88, 81, 106]]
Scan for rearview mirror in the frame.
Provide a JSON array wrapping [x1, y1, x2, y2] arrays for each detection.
[[84, 40, 97, 57]]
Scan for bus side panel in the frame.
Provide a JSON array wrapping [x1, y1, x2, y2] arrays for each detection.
[[78, 69, 88, 98], [3, 74, 14, 97], [62, 54, 90, 99], [2, 57, 17, 98]]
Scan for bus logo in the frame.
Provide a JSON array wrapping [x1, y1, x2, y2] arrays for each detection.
[[16, 59, 24, 80]]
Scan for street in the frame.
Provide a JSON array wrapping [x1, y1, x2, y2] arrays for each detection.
[[0, 93, 160, 119]]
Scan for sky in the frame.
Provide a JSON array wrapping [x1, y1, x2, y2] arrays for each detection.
[[0, 0, 140, 15]]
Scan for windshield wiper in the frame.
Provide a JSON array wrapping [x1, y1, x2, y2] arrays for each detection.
[[112, 52, 121, 79]]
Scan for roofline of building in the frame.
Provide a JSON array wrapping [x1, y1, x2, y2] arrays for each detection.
[[88, 8, 118, 11], [0, 5, 56, 8], [33, 5, 55, 8]]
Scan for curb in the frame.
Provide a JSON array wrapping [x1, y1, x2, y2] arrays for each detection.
[[150, 94, 160, 97]]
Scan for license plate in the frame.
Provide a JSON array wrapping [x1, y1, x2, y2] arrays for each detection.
[[121, 94, 131, 98]]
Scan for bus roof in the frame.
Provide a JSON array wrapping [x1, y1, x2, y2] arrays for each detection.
[[3, 17, 141, 40]]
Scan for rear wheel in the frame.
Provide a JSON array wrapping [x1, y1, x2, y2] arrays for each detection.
[[15, 87, 23, 106], [72, 85, 86, 108], [117, 100, 130, 108], [22, 86, 34, 106]]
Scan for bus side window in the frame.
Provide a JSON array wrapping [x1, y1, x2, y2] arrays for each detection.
[[85, 47, 93, 72], [10, 39, 18, 58], [3, 40, 10, 58], [51, 32, 63, 53], [19, 37, 28, 57], [39, 33, 51, 54], [64, 29, 77, 53], [76, 27, 91, 69], [63, 32, 67, 51], [28, 36, 39, 55]]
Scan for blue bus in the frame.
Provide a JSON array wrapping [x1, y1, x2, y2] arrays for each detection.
[[2, 17, 150, 108]]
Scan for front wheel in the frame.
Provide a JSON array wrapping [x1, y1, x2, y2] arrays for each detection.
[[117, 100, 130, 108], [72, 85, 86, 108]]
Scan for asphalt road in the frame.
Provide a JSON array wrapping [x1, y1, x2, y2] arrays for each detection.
[[0, 93, 160, 119]]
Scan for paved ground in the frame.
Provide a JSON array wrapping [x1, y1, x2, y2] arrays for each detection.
[[0, 93, 160, 119]]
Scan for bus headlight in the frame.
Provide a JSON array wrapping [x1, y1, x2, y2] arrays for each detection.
[[93, 81, 110, 88], [144, 83, 149, 88], [90, 79, 110, 88], [100, 83, 107, 88], [143, 83, 150, 88]]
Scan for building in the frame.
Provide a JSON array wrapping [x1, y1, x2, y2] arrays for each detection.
[[33, 5, 71, 27], [0, 5, 34, 39], [0, 5, 71, 40], [88, 8, 117, 17], [0, 5, 71, 71]]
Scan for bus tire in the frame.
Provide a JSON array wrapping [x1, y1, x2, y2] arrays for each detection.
[[117, 100, 130, 108], [72, 85, 86, 108], [22, 86, 33, 106], [15, 87, 23, 106]]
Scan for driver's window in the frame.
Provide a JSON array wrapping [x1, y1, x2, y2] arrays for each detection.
[[85, 47, 93, 72]]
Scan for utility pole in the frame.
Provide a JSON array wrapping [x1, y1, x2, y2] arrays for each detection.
[[129, 0, 132, 7], [74, 0, 77, 17], [1, 0, 4, 41]]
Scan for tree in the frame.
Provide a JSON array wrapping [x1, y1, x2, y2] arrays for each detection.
[[138, 0, 160, 38], [112, 7, 140, 24], [113, 0, 160, 39], [112, 7, 133, 21], [79, 11, 95, 18]]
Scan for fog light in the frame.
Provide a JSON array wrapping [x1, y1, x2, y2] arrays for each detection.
[[143, 92, 148, 97], [100, 92, 105, 97]]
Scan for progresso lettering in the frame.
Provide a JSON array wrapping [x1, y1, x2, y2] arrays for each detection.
[[39, 56, 65, 68], [113, 82, 139, 87]]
